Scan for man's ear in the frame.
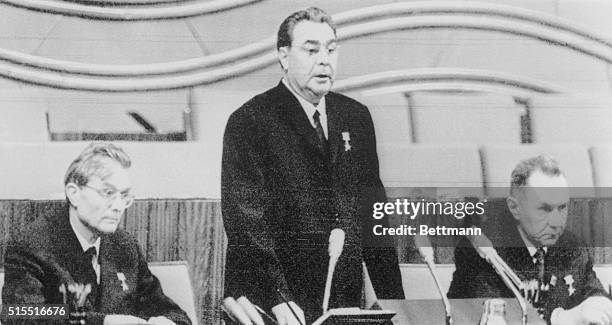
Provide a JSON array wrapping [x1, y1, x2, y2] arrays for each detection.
[[278, 47, 289, 72], [506, 195, 521, 222], [65, 183, 80, 207]]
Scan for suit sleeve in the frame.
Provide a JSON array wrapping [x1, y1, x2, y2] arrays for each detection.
[[540, 246, 609, 324], [222, 107, 292, 310], [2, 241, 67, 325], [447, 237, 514, 299], [359, 105, 405, 300], [131, 240, 192, 325], [574, 247, 608, 301], [546, 246, 610, 317]]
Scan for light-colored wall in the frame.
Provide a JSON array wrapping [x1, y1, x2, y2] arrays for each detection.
[[1, 0, 612, 134], [2, 0, 612, 199], [0, 141, 220, 199]]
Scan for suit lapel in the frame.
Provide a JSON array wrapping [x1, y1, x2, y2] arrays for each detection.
[[497, 225, 536, 280], [51, 214, 99, 308], [545, 236, 576, 299], [275, 82, 329, 161], [98, 236, 127, 313], [98, 238, 111, 310], [54, 217, 86, 281], [326, 95, 342, 165]]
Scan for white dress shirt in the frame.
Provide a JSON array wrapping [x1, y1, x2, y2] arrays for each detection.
[[517, 226, 548, 264], [282, 78, 328, 139]]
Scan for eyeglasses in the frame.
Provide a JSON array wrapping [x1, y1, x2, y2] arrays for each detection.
[[292, 43, 339, 57], [82, 184, 134, 208]]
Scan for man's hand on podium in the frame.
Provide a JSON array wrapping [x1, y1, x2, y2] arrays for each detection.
[[223, 296, 265, 325], [551, 296, 612, 325], [271, 301, 305, 325]]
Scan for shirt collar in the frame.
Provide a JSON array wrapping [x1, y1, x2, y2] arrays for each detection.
[[70, 217, 101, 256], [282, 78, 327, 121], [517, 225, 547, 259]]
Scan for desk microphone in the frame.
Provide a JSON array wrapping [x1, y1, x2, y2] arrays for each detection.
[[466, 231, 523, 290], [466, 230, 527, 325], [415, 234, 452, 325], [322, 229, 345, 313]]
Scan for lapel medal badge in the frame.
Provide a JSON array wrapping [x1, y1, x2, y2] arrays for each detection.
[[564, 274, 575, 296], [117, 272, 129, 291], [342, 131, 351, 151], [64, 283, 91, 323], [63, 282, 92, 307]]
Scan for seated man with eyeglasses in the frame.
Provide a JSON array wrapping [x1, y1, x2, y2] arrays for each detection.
[[2, 142, 191, 325]]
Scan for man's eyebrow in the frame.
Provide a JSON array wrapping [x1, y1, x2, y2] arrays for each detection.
[[303, 40, 321, 46], [98, 182, 117, 189], [101, 182, 131, 193], [539, 203, 552, 209]]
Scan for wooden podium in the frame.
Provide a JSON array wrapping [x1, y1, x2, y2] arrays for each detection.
[[311, 307, 396, 325], [377, 299, 546, 325], [223, 299, 545, 325]]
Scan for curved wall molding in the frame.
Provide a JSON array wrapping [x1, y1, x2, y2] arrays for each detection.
[[363, 83, 545, 99], [332, 2, 612, 48], [0, 1, 609, 90], [1, 1, 609, 77], [0, 37, 275, 76], [334, 68, 567, 98], [0, 0, 263, 20], [0, 52, 277, 91], [63, 0, 189, 5]]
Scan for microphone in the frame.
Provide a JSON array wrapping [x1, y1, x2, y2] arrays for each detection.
[[466, 230, 523, 290], [466, 230, 527, 325], [322, 229, 345, 313], [415, 235, 452, 325]]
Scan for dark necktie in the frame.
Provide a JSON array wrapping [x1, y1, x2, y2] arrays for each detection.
[[83, 247, 99, 306], [534, 247, 546, 282], [532, 247, 547, 316], [313, 110, 329, 155]]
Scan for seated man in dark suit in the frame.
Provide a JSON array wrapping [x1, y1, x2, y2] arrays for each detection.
[[448, 155, 612, 325], [3, 142, 191, 325]]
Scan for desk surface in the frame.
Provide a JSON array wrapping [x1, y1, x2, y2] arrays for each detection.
[[378, 299, 546, 325]]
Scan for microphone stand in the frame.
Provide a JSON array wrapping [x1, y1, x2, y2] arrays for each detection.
[[493, 253, 524, 291], [468, 230, 527, 325], [322, 256, 338, 313], [423, 255, 453, 325], [323, 229, 345, 314], [415, 236, 453, 325], [468, 229, 524, 291]]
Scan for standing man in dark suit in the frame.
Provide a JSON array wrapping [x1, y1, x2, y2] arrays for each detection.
[[222, 7, 404, 325], [3, 142, 191, 325], [448, 156, 612, 325]]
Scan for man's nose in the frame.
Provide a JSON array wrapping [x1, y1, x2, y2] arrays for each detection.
[[547, 210, 566, 229], [316, 49, 331, 64], [109, 195, 125, 211]]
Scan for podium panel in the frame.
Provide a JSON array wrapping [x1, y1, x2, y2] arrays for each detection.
[[377, 299, 545, 325]]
